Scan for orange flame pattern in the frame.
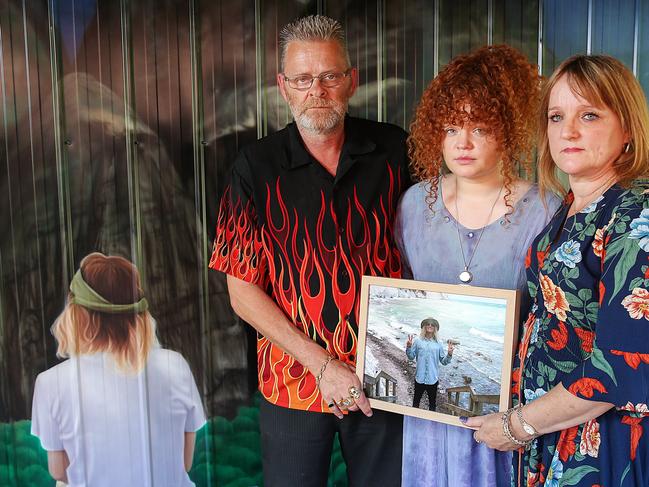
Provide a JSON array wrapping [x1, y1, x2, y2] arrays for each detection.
[[209, 186, 269, 285], [211, 163, 405, 411]]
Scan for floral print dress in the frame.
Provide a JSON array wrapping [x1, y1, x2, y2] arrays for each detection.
[[514, 182, 649, 486]]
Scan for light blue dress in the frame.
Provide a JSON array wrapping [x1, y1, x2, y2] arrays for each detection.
[[395, 181, 561, 487]]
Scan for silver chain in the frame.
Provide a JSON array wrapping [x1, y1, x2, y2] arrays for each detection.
[[452, 178, 503, 275]]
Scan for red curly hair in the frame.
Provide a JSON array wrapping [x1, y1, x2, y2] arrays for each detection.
[[408, 45, 541, 215]]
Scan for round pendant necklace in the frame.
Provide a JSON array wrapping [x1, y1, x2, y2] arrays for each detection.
[[458, 269, 473, 284], [453, 178, 503, 284]]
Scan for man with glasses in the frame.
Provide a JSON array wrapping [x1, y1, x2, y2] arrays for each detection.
[[210, 14, 410, 486]]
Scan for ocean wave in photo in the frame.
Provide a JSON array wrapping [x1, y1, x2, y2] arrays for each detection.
[[469, 327, 504, 344], [366, 294, 508, 396]]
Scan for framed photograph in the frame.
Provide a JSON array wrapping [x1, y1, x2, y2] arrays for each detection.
[[356, 276, 520, 429]]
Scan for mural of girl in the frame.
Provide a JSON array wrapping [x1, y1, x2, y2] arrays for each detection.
[[31, 253, 205, 486]]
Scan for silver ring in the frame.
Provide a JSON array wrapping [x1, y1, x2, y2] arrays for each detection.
[[348, 386, 361, 399], [473, 431, 481, 444], [340, 397, 354, 408]]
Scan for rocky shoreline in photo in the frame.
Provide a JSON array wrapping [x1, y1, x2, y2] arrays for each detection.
[[365, 331, 501, 415]]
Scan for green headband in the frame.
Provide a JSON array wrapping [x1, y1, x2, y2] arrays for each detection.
[[69, 269, 148, 314]]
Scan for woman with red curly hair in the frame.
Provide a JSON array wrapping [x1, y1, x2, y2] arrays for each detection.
[[395, 45, 560, 486]]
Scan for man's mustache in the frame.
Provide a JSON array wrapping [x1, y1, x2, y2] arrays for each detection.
[[301, 99, 336, 111]]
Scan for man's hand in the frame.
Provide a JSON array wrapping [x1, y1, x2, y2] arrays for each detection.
[[226, 276, 373, 419], [318, 359, 372, 419]]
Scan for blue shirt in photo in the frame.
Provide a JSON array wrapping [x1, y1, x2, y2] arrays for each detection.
[[406, 337, 452, 385]]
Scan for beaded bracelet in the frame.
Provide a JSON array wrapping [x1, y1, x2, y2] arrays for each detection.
[[315, 355, 334, 388], [502, 407, 533, 449]]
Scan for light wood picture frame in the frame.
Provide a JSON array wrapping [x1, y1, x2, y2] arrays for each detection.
[[356, 276, 521, 428]]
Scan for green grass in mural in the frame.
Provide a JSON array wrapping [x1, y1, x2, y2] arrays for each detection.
[[0, 421, 54, 487], [190, 393, 348, 487], [0, 394, 347, 487]]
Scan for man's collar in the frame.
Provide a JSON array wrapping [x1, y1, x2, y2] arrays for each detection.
[[342, 115, 376, 156], [284, 115, 376, 170], [286, 122, 312, 169]]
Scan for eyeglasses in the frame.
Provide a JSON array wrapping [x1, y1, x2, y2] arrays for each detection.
[[282, 69, 351, 91]]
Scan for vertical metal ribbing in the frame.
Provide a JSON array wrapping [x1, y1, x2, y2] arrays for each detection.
[[120, 4, 151, 483], [0, 11, 7, 410], [21, 0, 49, 372], [0, 256, 5, 415], [274, 8, 282, 129], [376, 0, 384, 122], [188, 0, 212, 483], [365, 4, 368, 119], [119, 0, 143, 271], [433, 0, 439, 77], [402, 0, 406, 128], [586, 0, 592, 54], [189, 0, 207, 339], [48, 7, 90, 481], [633, 0, 640, 76], [537, 0, 543, 75], [254, 0, 265, 139], [233, 37, 239, 147], [535, 0, 544, 182], [189, 0, 207, 327], [47, 1, 74, 278], [1, 4, 22, 421], [487, 0, 493, 45]]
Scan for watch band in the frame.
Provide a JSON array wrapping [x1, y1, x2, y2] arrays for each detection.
[[516, 404, 539, 436]]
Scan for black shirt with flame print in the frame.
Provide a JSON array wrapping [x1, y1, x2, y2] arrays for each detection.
[[210, 116, 411, 412]]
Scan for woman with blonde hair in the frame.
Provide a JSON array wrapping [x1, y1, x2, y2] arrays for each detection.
[[396, 44, 560, 486], [31, 252, 205, 487], [405, 318, 455, 411], [469, 54, 649, 486]]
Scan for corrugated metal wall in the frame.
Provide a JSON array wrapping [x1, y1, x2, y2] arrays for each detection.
[[1, 0, 647, 485]]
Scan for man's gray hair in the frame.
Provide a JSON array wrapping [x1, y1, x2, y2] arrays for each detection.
[[279, 15, 350, 71]]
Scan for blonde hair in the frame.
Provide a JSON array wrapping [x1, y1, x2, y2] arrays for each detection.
[[420, 317, 440, 340], [538, 54, 649, 196], [52, 253, 158, 372]]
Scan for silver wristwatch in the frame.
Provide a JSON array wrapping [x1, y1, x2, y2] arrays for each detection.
[[516, 404, 538, 436]]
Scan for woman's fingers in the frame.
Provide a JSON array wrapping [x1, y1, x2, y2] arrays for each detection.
[[462, 412, 519, 451], [463, 415, 483, 429]]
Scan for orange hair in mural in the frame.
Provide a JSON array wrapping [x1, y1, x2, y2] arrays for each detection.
[[52, 253, 158, 372]]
